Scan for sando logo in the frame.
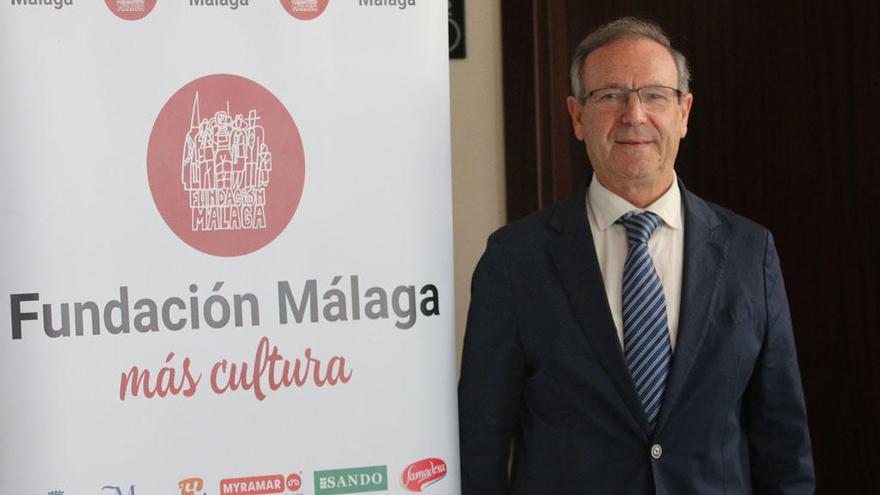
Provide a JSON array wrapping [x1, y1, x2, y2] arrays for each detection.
[[400, 458, 446, 492], [148, 74, 305, 256], [104, 0, 157, 20], [314, 465, 387, 495], [281, 0, 330, 20]]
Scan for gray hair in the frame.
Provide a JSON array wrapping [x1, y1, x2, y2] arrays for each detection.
[[569, 17, 691, 98]]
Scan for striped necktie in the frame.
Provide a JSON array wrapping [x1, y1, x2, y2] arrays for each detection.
[[617, 211, 672, 431]]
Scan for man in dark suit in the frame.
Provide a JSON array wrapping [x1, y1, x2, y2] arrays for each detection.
[[458, 17, 814, 494]]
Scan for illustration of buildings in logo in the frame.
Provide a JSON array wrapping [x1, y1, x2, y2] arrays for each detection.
[[291, 0, 318, 12], [117, 0, 145, 11], [181, 92, 273, 233]]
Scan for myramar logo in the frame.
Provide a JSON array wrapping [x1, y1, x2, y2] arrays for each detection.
[[147, 74, 305, 256], [314, 465, 387, 495], [401, 458, 446, 492], [104, 0, 157, 20], [220, 473, 302, 495]]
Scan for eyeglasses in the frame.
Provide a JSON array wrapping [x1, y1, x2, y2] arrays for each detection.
[[581, 86, 683, 111]]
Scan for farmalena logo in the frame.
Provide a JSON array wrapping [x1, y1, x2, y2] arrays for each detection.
[[314, 465, 387, 495], [147, 74, 305, 257], [401, 458, 446, 492]]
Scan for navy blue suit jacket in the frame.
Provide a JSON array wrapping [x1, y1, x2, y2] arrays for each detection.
[[458, 181, 814, 494]]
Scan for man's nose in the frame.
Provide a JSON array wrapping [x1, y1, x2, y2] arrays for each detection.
[[620, 91, 648, 125]]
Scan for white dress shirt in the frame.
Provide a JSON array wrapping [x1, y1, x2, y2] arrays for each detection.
[[585, 174, 684, 350]]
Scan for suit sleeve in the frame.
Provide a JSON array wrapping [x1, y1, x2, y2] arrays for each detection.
[[458, 234, 525, 495], [746, 232, 816, 494]]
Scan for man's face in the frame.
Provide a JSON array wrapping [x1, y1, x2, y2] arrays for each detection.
[[566, 38, 692, 194]]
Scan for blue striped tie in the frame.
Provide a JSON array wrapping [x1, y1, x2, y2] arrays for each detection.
[[617, 211, 671, 432]]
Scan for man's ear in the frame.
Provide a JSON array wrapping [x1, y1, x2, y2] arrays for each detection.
[[679, 92, 693, 138], [566, 96, 586, 141]]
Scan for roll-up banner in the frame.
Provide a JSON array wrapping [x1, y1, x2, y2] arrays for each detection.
[[0, 2, 458, 495]]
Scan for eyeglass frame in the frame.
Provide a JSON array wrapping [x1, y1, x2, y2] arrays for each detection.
[[578, 85, 685, 107]]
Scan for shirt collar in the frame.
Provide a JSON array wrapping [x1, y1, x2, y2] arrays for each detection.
[[587, 173, 683, 231]]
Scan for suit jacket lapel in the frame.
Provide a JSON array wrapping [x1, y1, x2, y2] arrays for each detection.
[[546, 186, 650, 438], [655, 182, 728, 433]]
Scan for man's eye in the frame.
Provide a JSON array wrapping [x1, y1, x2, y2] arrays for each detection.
[[597, 92, 622, 101], [645, 90, 671, 102]]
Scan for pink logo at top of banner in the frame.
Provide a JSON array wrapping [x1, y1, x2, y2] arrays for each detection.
[[401, 458, 447, 492], [104, 0, 157, 20], [147, 74, 305, 256], [280, 0, 330, 20]]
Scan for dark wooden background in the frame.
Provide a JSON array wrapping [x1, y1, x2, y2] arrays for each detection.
[[501, 1, 879, 492]]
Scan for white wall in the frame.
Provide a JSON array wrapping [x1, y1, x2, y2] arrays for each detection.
[[449, 0, 506, 371]]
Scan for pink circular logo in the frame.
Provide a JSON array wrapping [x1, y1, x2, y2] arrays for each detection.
[[147, 74, 305, 257], [280, 0, 330, 20], [286, 473, 302, 491], [104, 0, 157, 21]]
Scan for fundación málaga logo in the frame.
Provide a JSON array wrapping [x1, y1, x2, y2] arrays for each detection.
[[147, 74, 306, 256], [104, 0, 157, 20], [280, 0, 330, 20]]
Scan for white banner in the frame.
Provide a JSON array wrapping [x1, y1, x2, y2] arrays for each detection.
[[0, 2, 459, 495]]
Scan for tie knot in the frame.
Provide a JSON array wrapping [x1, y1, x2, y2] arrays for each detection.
[[617, 211, 662, 246]]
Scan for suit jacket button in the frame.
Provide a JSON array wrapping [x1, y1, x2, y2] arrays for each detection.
[[651, 444, 663, 459]]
